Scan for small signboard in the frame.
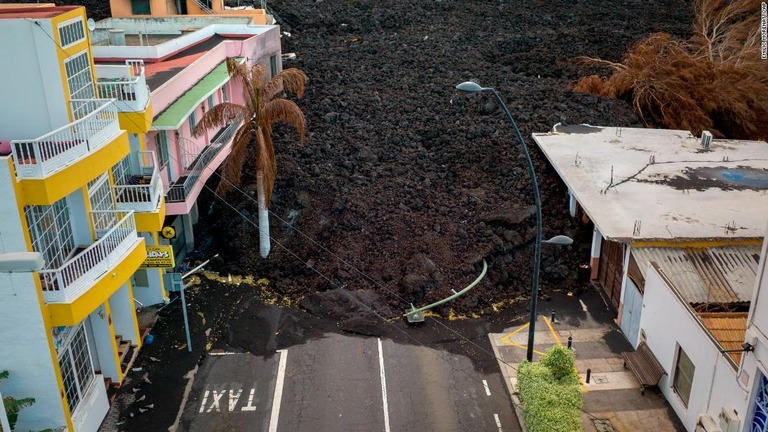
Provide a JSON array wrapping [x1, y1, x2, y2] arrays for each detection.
[[140, 245, 175, 268]]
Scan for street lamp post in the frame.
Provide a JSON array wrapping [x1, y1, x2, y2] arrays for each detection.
[[456, 81, 572, 361]]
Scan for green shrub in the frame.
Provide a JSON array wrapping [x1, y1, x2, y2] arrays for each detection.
[[517, 346, 583, 432], [1, 370, 36, 431]]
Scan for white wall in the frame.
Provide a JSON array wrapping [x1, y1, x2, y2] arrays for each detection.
[[110, 283, 139, 344], [640, 265, 747, 431], [0, 19, 68, 140], [0, 160, 68, 431], [740, 222, 768, 431]]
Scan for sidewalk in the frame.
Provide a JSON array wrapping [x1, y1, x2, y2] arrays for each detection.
[[489, 289, 685, 432]]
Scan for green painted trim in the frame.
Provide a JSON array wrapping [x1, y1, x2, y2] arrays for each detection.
[[152, 58, 243, 130]]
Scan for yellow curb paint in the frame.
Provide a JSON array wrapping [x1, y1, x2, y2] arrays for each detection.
[[542, 316, 562, 345], [499, 322, 530, 346]]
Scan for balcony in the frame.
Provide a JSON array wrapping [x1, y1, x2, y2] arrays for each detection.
[[115, 151, 163, 213], [95, 60, 150, 113], [40, 211, 141, 304], [95, 60, 153, 133], [167, 119, 241, 204], [11, 99, 121, 180]]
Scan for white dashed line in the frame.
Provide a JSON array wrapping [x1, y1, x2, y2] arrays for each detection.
[[268, 349, 288, 432], [494, 413, 503, 431], [483, 379, 491, 396], [378, 338, 391, 432]]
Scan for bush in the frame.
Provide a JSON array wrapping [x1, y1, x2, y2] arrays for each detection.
[[517, 346, 583, 432]]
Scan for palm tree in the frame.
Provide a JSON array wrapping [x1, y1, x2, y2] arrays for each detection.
[[193, 57, 307, 258]]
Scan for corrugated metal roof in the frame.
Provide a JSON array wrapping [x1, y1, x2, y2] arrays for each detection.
[[697, 312, 748, 364], [632, 245, 761, 304]]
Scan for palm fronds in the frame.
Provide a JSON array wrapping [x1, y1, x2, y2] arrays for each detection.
[[573, 0, 767, 139], [261, 99, 307, 142], [192, 102, 245, 137], [199, 57, 307, 202]]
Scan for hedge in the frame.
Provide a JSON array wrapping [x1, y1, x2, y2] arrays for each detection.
[[517, 345, 583, 432]]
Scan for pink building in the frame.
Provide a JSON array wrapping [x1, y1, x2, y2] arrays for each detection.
[[92, 17, 282, 262]]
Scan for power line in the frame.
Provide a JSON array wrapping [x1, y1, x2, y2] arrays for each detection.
[[27, 23, 606, 424]]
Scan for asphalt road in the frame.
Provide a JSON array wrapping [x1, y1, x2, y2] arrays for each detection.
[[179, 333, 519, 432]]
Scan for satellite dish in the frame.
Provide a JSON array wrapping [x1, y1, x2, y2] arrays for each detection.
[[87, 18, 96, 31]]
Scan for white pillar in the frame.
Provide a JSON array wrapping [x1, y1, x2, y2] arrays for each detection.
[[568, 189, 577, 218], [109, 284, 139, 345], [89, 307, 120, 382]]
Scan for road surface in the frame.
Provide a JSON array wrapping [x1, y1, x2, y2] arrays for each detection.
[[180, 333, 519, 432]]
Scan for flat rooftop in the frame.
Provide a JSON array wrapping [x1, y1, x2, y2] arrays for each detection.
[[96, 34, 249, 90], [0, 5, 78, 19], [532, 125, 768, 241]]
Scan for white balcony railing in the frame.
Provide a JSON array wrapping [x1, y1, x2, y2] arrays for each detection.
[[40, 211, 140, 304], [95, 60, 150, 113], [115, 151, 163, 213], [11, 99, 120, 179]]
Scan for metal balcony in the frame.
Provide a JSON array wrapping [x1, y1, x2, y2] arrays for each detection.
[[95, 60, 150, 113], [11, 99, 120, 179], [167, 119, 241, 203], [114, 151, 163, 213], [40, 211, 141, 304]]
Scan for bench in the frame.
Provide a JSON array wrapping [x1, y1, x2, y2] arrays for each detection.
[[622, 342, 666, 395]]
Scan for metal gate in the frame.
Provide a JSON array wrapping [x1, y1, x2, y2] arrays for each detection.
[[598, 239, 624, 309]]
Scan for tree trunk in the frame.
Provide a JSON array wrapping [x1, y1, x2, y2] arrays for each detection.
[[257, 172, 271, 258]]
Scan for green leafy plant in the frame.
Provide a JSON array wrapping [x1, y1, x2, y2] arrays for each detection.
[[1, 370, 36, 431], [517, 346, 583, 432]]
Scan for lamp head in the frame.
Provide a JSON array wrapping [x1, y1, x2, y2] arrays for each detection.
[[455, 81, 489, 93], [542, 235, 574, 246]]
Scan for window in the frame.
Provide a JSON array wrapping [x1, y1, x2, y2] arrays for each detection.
[[87, 173, 116, 235], [58, 18, 85, 47], [270, 54, 278, 78], [673, 346, 695, 406], [57, 323, 95, 414], [132, 269, 149, 287], [189, 110, 197, 132], [131, 0, 151, 15], [25, 199, 74, 270], [155, 132, 169, 169], [751, 373, 768, 431], [64, 51, 95, 100], [207, 94, 216, 109], [221, 85, 228, 102]]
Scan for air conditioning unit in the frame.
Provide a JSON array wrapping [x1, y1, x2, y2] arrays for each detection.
[[701, 130, 713, 150], [719, 408, 740, 432], [696, 414, 722, 432]]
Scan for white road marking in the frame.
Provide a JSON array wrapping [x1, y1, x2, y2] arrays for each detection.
[[268, 349, 288, 432], [483, 379, 491, 396], [198, 390, 209, 413], [228, 389, 242, 412], [241, 388, 257, 411], [378, 338, 391, 432], [207, 390, 224, 412], [494, 413, 503, 431]]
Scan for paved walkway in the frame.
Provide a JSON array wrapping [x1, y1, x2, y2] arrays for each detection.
[[489, 290, 685, 432]]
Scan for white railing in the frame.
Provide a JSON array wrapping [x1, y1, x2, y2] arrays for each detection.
[[11, 99, 120, 179], [40, 211, 139, 304], [95, 60, 150, 112], [167, 119, 241, 202], [114, 151, 162, 212]]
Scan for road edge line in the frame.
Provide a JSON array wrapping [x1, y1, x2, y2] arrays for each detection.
[[378, 338, 391, 432], [268, 349, 288, 432]]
